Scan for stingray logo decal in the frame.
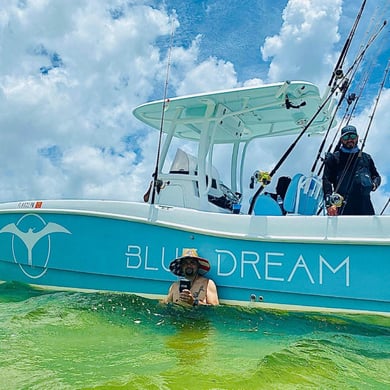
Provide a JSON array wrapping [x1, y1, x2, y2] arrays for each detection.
[[0, 214, 71, 279]]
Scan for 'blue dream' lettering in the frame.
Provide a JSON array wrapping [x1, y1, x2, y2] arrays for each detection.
[[125, 245, 350, 287]]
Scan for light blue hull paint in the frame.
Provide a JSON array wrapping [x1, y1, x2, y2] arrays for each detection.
[[0, 201, 388, 315]]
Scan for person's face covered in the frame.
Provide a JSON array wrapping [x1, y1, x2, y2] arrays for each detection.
[[181, 258, 199, 277]]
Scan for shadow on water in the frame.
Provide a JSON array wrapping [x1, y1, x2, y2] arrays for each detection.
[[164, 313, 212, 367]]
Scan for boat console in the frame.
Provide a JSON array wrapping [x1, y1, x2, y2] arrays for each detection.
[[152, 148, 241, 212]]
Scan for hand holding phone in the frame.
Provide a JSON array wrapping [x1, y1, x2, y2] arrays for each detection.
[[179, 279, 191, 292]]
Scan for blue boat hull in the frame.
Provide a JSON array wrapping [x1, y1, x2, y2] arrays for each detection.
[[0, 201, 389, 315]]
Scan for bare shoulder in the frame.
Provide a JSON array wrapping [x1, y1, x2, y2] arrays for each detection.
[[162, 281, 179, 303], [207, 278, 217, 287], [205, 277, 219, 305]]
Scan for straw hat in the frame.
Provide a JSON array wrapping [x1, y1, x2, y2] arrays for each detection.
[[169, 248, 210, 276]]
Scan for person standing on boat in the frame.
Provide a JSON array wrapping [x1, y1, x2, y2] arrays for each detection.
[[322, 125, 381, 216], [163, 248, 219, 306]]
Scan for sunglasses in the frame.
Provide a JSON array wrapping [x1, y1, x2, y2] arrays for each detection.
[[341, 133, 357, 141]]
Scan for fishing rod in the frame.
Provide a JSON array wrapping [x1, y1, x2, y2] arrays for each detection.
[[360, 59, 390, 151], [149, 18, 176, 205], [248, 1, 369, 215], [345, 17, 390, 126], [337, 59, 389, 215], [314, 53, 374, 177], [315, 19, 388, 177], [316, 31, 375, 163], [248, 85, 341, 214], [310, 76, 352, 174], [328, 0, 367, 90], [314, 14, 388, 214], [314, 61, 370, 177], [380, 198, 390, 215], [333, 20, 387, 97], [315, 58, 383, 215], [314, 0, 370, 161], [342, 61, 372, 126], [337, 58, 388, 190]]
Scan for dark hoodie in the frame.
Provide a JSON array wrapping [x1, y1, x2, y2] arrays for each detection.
[[322, 147, 381, 215]]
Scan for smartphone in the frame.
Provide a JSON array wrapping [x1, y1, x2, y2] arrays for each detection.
[[179, 279, 191, 292]]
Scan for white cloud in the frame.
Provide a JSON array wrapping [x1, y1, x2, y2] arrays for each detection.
[[0, 0, 388, 215], [0, 0, 245, 203], [0, 1, 176, 201], [164, 35, 239, 95], [261, 0, 342, 89], [176, 56, 238, 95]]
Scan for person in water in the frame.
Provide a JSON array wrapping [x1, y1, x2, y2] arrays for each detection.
[[322, 125, 381, 216], [163, 248, 219, 306]]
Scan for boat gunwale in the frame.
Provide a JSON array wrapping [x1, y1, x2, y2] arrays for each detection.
[[0, 200, 389, 246]]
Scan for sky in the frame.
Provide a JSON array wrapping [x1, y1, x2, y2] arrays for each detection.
[[0, 0, 389, 213]]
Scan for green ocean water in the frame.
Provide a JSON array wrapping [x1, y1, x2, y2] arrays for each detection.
[[0, 282, 389, 390]]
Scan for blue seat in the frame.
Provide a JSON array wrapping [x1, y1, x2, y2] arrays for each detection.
[[283, 173, 323, 215], [253, 194, 283, 216]]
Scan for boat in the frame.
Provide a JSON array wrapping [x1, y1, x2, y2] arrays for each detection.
[[0, 80, 389, 316]]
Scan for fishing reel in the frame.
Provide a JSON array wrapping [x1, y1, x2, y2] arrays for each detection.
[[250, 170, 272, 189], [347, 93, 356, 105], [334, 69, 344, 79], [325, 192, 344, 208]]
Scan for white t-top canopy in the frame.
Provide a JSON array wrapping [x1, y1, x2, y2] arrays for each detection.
[[133, 81, 333, 144]]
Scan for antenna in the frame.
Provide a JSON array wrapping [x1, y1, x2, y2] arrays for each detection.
[[150, 17, 176, 205]]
